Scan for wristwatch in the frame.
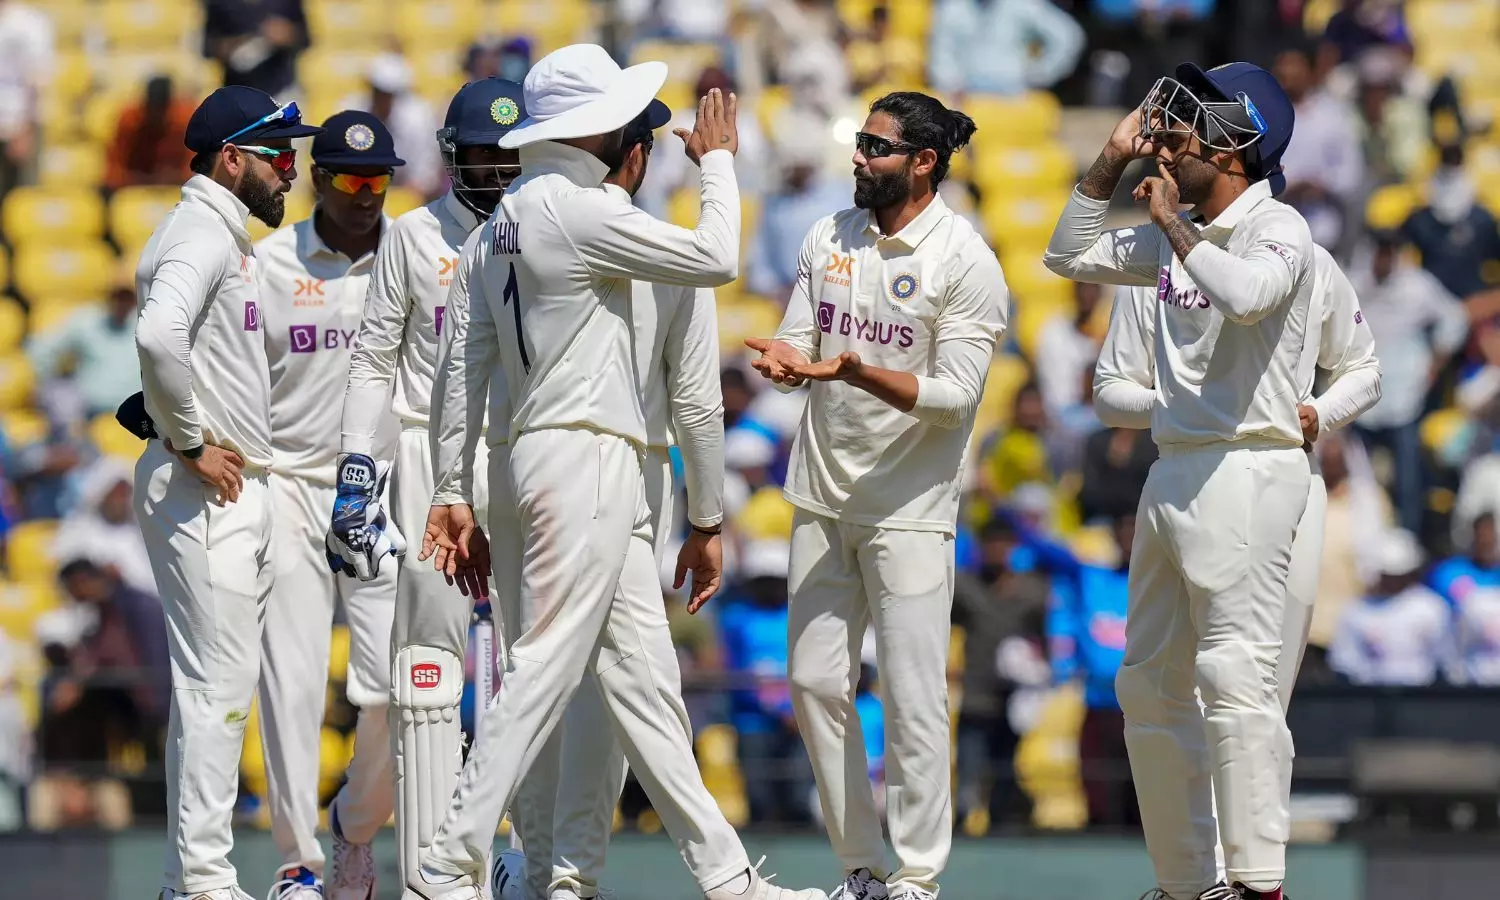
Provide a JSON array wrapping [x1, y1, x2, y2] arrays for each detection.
[[692, 523, 723, 536], [180, 442, 205, 460]]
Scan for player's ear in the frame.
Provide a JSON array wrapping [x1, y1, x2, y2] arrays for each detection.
[[912, 147, 938, 179]]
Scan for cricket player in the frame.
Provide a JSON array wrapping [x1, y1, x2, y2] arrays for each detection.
[[133, 86, 321, 900], [1095, 243, 1383, 878], [1044, 62, 1313, 900], [744, 91, 1006, 900], [426, 100, 728, 900], [329, 77, 527, 889], [255, 111, 405, 900], [406, 44, 822, 900]]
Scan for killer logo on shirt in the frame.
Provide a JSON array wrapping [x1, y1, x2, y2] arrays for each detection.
[[824, 253, 853, 287], [434, 305, 446, 337], [818, 300, 914, 348], [243, 301, 259, 331], [294, 278, 326, 306], [1157, 266, 1208, 310], [289, 324, 356, 352], [438, 256, 459, 288], [240, 255, 254, 284]]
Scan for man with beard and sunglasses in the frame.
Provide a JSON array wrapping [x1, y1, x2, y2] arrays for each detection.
[[254, 110, 406, 900], [743, 91, 1008, 900], [329, 76, 525, 894], [1044, 63, 1314, 900], [132, 84, 322, 900]]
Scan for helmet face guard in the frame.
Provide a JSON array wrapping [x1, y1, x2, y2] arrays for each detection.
[[437, 126, 517, 217], [1140, 77, 1269, 156]]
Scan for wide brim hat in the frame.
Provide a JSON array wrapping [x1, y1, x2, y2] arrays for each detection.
[[499, 44, 667, 149]]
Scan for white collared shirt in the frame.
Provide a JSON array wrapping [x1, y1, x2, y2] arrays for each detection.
[[771, 194, 1009, 533], [258, 212, 398, 483], [341, 191, 481, 456], [1049, 179, 1317, 449], [135, 175, 273, 467], [464, 141, 739, 448]]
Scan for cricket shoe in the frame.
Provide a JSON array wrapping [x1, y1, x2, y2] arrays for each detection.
[[1138, 886, 1239, 900], [162, 889, 256, 900], [705, 858, 829, 900], [489, 848, 526, 900], [1231, 885, 1283, 900], [327, 805, 375, 900], [887, 887, 936, 900], [403, 865, 483, 900], [829, 869, 888, 900], [267, 867, 324, 900]]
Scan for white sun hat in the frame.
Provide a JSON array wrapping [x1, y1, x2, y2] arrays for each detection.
[[498, 43, 668, 149]]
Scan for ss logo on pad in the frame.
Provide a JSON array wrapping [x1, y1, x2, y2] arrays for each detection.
[[410, 663, 441, 690], [341, 461, 372, 487]]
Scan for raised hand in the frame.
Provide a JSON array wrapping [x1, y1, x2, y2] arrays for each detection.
[[1134, 161, 1183, 229], [674, 87, 739, 165], [1107, 106, 1159, 162]]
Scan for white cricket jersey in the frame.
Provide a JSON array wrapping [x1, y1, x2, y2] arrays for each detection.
[[431, 225, 500, 507], [470, 141, 739, 446], [135, 175, 273, 468], [258, 212, 399, 483], [772, 195, 1008, 533], [1049, 179, 1315, 449], [342, 192, 481, 456]]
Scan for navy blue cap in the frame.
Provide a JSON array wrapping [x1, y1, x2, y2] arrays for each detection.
[[184, 85, 322, 152], [312, 110, 406, 169], [1175, 62, 1295, 196], [441, 77, 528, 147]]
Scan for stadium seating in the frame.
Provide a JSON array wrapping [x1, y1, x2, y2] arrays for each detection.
[[305, 0, 388, 49], [37, 143, 107, 190], [2, 187, 106, 247], [0, 297, 22, 353], [89, 411, 146, 464], [110, 186, 184, 253], [13, 243, 116, 304], [394, 0, 484, 51], [4, 519, 60, 585], [0, 353, 36, 411], [27, 300, 101, 339], [103, 0, 203, 50]]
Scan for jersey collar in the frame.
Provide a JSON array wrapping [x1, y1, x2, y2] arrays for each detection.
[[863, 191, 949, 249], [1198, 178, 1273, 239], [181, 174, 252, 248], [441, 189, 481, 233], [600, 182, 631, 202], [518, 140, 610, 190]]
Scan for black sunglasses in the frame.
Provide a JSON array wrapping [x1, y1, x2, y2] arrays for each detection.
[[855, 131, 922, 159]]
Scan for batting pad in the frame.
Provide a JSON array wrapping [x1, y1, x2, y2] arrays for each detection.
[[393, 644, 465, 884]]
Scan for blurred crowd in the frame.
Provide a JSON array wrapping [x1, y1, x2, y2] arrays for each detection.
[[2, 0, 1500, 841]]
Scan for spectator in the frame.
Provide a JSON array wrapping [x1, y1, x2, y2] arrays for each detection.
[[977, 382, 1054, 510], [1077, 425, 1156, 524], [1403, 143, 1500, 306], [104, 75, 196, 191], [1431, 512, 1500, 608], [1350, 229, 1468, 534], [202, 0, 307, 98], [845, 3, 926, 92], [745, 129, 847, 300], [463, 36, 531, 85], [722, 366, 754, 431], [51, 459, 154, 597], [637, 67, 769, 218], [1084, 0, 1217, 106], [26, 263, 142, 421], [1273, 39, 1363, 251], [717, 540, 812, 825], [0, 0, 52, 200], [1047, 360, 1102, 479], [952, 517, 1050, 830], [1035, 282, 1106, 416], [339, 54, 444, 198], [928, 0, 1085, 98], [1353, 47, 1427, 187], [1320, 0, 1411, 69], [762, 0, 848, 113], [0, 415, 81, 520], [1329, 528, 1453, 686], [1042, 514, 1136, 828]]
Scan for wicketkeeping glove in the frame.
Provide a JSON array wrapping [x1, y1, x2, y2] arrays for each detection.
[[326, 453, 407, 581]]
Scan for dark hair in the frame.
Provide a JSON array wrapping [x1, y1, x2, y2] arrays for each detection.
[[59, 558, 102, 581], [1276, 36, 1319, 65], [189, 151, 216, 177], [607, 110, 656, 178], [868, 91, 977, 188]]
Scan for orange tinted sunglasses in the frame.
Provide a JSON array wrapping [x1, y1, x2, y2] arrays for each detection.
[[320, 169, 392, 195]]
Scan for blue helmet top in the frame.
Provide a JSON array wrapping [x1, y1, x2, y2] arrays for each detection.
[[440, 77, 528, 148], [1174, 61, 1295, 196]]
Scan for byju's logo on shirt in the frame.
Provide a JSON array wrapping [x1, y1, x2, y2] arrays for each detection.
[[289, 324, 356, 352], [817, 300, 914, 348], [243, 301, 259, 331], [1157, 267, 1207, 310], [434, 305, 446, 337]]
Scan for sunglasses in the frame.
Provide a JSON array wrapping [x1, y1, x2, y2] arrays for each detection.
[[238, 145, 297, 173], [855, 131, 922, 159], [222, 101, 303, 146], [318, 168, 392, 194]]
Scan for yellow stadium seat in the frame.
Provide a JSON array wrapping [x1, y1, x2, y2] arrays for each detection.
[[695, 724, 748, 827], [0, 354, 35, 411], [297, 48, 385, 104], [756, 85, 794, 134], [0, 582, 53, 644], [110, 186, 183, 251], [0, 407, 47, 451], [329, 624, 351, 681], [666, 187, 697, 229], [975, 144, 1076, 194], [1000, 249, 1074, 308], [49, 52, 93, 108], [382, 186, 425, 219], [82, 91, 136, 147], [45, 0, 96, 45], [5, 519, 60, 584], [90, 410, 147, 463], [493, 0, 592, 51], [965, 92, 1063, 147], [1012, 303, 1064, 361], [656, 81, 695, 121], [305, 0, 390, 48], [395, 0, 482, 47], [735, 486, 796, 541], [1409, 0, 1500, 45], [982, 191, 1069, 256], [629, 40, 723, 77], [978, 352, 1032, 431], [0, 243, 11, 289], [0, 297, 21, 353], [104, 0, 203, 49], [717, 296, 784, 355], [28, 300, 99, 338], [1015, 683, 1088, 830], [319, 726, 353, 800], [37, 143, 107, 190], [14, 244, 115, 304], [1365, 183, 1423, 232], [3, 187, 106, 246]]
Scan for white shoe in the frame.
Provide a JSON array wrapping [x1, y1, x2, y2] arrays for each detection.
[[327, 808, 376, 900], [705, 859, 829, 900], [489, 848, 528, 900], [163, 889, 257, 900], [403, 865, 483, 900], [830, 870, 888, 900], [887, 887, 937, 900], [267, 867, 324, 900]]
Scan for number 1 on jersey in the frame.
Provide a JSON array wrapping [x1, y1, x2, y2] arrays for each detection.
[[503, 261, 531, 373]]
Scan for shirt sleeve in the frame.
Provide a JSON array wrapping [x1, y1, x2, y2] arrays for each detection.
[[1307, 262, 1382, 435], [767, 225, 824, 395], [1181, 213, 1314, 325], [1421, 272, 1470, 358], [135, 223, 226, 451], [663, 287, 725, 528], [911, 249, 1009, 429], [431, 229, 495, 506], [1093, 287, 1157, 429], [565, 150, 740, 287], [1044, 188, 1164, 287], [342, 222, 411, 457]]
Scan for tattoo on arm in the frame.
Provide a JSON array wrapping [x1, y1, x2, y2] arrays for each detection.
[[1164, 216, 1204, 261], [1078, 149, 1130, 201]]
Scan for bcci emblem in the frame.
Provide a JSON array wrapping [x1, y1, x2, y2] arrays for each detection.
[[491, 97, 520, 126], [345, 124, 376, 151], [890, 272, 919, 303]]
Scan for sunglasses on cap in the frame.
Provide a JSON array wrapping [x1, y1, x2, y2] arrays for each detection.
[[855, 131, 921, 160], [317, 167, 392, 194], [222, 100, 303, 146], [238, 145, 297, 173]]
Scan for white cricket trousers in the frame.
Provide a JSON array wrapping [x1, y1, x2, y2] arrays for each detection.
[[787, 508, 956, 893], [258, 472, 397, 873], [425, 428, 748, 892], [1118, 443, 1310, 899], [134, 441, 274, 894]]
